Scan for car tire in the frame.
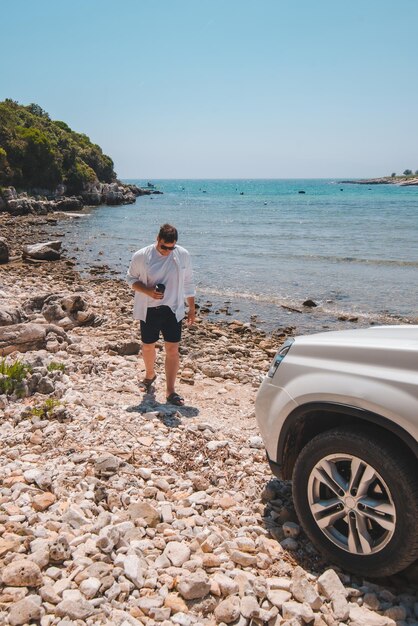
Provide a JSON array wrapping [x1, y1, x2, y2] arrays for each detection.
[[292, 426, 418, 576]]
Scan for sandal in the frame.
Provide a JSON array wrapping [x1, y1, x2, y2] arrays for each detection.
[[166, 392, 185, 406], [139, 375, 156, 392]]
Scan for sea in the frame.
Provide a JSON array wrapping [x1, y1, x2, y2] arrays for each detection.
[[58, 179, 418, 334]]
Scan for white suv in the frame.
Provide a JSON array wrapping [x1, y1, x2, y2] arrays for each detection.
[[255, 325, 418, 576]]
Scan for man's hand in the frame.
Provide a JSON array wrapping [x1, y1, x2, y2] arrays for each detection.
[[186, 296, 196, 326], [149, 287, 164, 300], [187, 308, 196, 326], [133, 281, 163, 299]]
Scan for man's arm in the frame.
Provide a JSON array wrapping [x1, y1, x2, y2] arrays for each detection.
[[186, 296, 195, 325], [127, 250, 162, 300], [132, 280, 163, 300], [131, 280, 164, 300]]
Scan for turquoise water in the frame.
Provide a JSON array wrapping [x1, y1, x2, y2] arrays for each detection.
[[61, 179, 418, 331]]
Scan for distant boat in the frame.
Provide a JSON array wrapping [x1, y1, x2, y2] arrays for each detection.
[[147, 182, 156, 189]]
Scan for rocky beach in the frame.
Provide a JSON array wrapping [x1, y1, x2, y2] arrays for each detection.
[[0, 213, 417, 626]]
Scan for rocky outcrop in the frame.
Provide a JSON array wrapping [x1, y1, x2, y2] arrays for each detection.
[[0, 306, 27, 326], [0, 187, 82, 216], [0, 181, 159, 216], [0, 292, 101, 355], [39, 293, 100, 329], [81, 181, 139, 206], [0, 322, 69, 356], [340, 176, 418, 186]]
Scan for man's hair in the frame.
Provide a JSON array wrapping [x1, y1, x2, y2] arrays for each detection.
[[158, 223, 178, 243]]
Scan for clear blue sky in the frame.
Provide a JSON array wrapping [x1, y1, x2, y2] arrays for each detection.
[[1, 0, 417, 179]]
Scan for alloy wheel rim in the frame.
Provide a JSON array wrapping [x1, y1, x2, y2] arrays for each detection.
[[307, 453, 396, 555]]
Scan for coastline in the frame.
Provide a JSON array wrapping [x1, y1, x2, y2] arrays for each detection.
[[0, 213, 417, 624], [340, 175, 418, 186], [0, 182, 162, 217]]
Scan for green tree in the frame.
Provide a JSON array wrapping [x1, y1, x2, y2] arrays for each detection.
[[17, 126, 61, 188], [0, 146, 12, 184], [403, 169, 413, 176], [64, 159, 97, 194], [27, 103, 50, 119]]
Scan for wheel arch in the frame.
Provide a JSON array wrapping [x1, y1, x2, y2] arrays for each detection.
[[278, 402, 418, 480]]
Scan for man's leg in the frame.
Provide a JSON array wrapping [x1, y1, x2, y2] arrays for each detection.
[[141, 342, 157, 380], [140, 310, 159, 383], [164, 341, 180, 396]]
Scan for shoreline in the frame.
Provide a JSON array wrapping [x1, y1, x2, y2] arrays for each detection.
[[340, 175, 418, 186], [2, 211, 415, 336], [0, 182, 162, 217], [0, 213, 417, 624]]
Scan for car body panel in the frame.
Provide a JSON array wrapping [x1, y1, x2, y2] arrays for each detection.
[[255, 325, 418, 462]]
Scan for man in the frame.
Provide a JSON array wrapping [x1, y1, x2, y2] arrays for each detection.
[[127, 223, 195, 406]]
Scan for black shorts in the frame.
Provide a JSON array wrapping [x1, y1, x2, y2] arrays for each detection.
[[140, 306, 182, 344]]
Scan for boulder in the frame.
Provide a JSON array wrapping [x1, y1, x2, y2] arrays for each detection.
[[0, 306, 26, 326], [55, 196, 83, 211], [61, 294, 87, 314], [81, 191, 102, 205], [22, 240, 62, 261], [2, 186, 17, 201], [0, 322, 69, 356], [34, 293, 96, 328], [0, 237, 9, 263], [5, 198, 34, 215]]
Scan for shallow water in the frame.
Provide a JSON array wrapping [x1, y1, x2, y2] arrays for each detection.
[[56, 179, 418, 333]]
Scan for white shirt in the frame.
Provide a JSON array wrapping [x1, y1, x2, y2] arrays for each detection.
[[146, 245, 178, 311], [127, 243, 195, 322]]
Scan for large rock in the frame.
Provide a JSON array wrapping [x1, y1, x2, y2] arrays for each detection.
[[0, 237, 9, 263], [349, 605, 396, 626], [127, 501, 160, 527], [177, 570, 211, 600], [0, 322, 69, 355], [55, 599, 95, 620], [5, 197, 34, 215], [55, 196, 83, 211], [317, 569, 348, 600], [214, 596, 241, 624], [29, 293, 97, 328], [122, 554, 145, 588], [22, 240, 62, 261], [8, 597, 42, 626], [164, 541, 191, 567], [1, 559, 43, 587], [2, 186, 18, 201], [291, 566, 322, 610], [0, 306, 26, 326]]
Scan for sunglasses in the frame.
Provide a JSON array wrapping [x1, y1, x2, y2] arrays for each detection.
[[160, 243, 176, 251]]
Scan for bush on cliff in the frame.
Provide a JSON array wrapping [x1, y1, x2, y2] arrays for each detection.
[[0, 99, 117, 194]]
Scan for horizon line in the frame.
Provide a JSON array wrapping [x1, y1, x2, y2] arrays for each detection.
[[120, 176, 364, 181]]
